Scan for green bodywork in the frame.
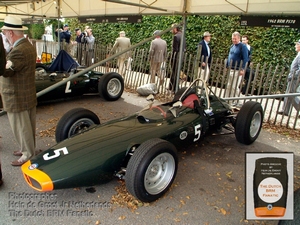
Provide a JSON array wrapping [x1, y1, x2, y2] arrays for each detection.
[[28, 98, 230, 190], [35, 70, 101, 102]]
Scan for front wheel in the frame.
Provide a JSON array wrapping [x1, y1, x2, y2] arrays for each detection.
[[98, 72, 124, 101], [235, 101, 263, 145], [126, 138, 178, 202], [55, 108, 100, 142]]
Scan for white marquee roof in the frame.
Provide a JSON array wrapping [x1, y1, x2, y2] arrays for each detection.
[[0, 0, 299, 20]]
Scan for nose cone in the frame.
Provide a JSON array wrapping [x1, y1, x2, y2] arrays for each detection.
[[22, 160, 54, 192]]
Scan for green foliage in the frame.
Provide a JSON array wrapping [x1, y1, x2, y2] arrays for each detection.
[[28, 23, 45, 39], [63, 15, 298, 67], [0, 15, 292, 67]]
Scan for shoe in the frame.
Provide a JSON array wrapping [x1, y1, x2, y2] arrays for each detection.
[[13, 149, 43, 157], [13, 151, 22, 156], [0, 180, 3, 186], [11, 158, 27, 166]]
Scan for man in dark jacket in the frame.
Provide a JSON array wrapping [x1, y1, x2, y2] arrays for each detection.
[[197, 31, 212, 82], [55, 24, 71, 53], [169, 24, 186, 92], [74, 28, 86, 64]]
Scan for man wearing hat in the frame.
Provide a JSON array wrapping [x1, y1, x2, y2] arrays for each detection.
[[278, 39, 300, 116], [197, 31, 212, 82], [149, 30, 167, 87], [0, 15, 37, 166], [73, 28, 86, 64], [110, 31, 131, 76], [55, 24, 71, 53]]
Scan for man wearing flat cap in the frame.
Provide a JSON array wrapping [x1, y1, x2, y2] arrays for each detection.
[[0, 15, 37, 166], [110, 31, 131, 76], [197, 31, 212, 82], [149, 30, 167, 88]]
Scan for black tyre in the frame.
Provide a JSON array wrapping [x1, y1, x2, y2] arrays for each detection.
[[98, 72, 124, 101], [235, 101, 263, 145], [278, 188, 300, 225], [126, 138, 178, 202], [55, 108, 100, 142]]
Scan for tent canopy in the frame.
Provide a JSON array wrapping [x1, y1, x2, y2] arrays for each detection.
[[0, 0, 299, 20]]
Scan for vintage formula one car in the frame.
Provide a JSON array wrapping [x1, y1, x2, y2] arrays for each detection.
[[36, 65, 124, 102], [35, 50, 124, 102], [22, 79, 264, 202]]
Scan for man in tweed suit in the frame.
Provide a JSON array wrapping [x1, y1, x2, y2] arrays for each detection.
[[149, 30, 167, 87], [110, 31, 131, 76], [0, 16, 37, 166]]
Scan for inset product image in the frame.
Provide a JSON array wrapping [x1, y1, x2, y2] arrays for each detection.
[[253, 157, 288, 217]]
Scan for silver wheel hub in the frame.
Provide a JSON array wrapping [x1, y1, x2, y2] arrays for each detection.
[[68, 118, 94, 137], [144, 153, 175, 195], [250, 111, 262, 137], [107, 78, 121, 97]]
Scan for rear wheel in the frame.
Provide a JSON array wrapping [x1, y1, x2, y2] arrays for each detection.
[[98, 72, 124, 101], [235, 101, 263, 145], [126, 138, 178, 202], [55, 108, 100, 142]]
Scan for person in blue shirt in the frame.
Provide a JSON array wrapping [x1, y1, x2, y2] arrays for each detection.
[[55, 24, 71, 53], [225, 31, 249, 105]]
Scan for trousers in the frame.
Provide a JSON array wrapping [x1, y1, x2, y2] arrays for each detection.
[[7, 107, 36, 160]]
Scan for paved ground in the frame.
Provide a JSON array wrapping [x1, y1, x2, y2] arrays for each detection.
[[0, 92, 299, 225]]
